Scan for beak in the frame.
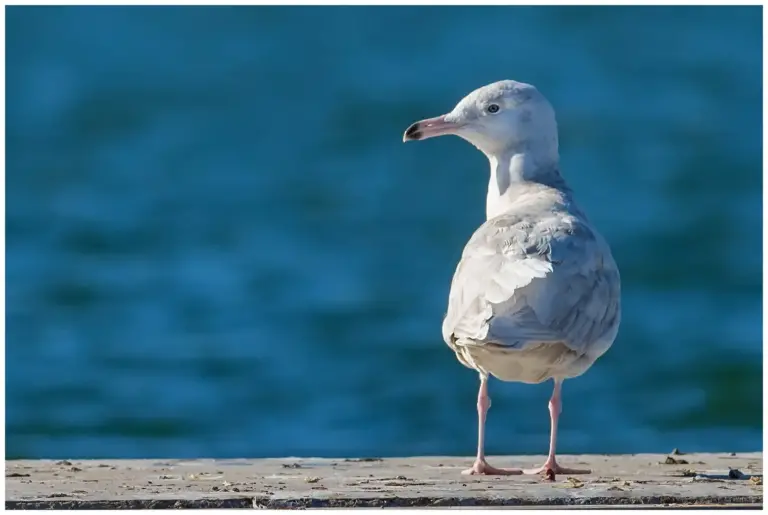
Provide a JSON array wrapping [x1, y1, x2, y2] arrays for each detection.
[[403, 115, 462, 142]]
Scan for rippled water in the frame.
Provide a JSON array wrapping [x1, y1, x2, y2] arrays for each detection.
[[6, 6, 762, 459]]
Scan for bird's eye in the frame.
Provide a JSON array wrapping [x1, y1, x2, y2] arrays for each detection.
[[487, 104, 500, 114]]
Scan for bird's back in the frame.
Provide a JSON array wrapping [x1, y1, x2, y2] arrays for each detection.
[[443, 182, 621, 383]]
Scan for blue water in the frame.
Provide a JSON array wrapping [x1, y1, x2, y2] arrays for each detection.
[[6, 6, 762, 459]]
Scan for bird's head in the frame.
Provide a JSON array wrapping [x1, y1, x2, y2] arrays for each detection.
[[403, 80, 558, 159]]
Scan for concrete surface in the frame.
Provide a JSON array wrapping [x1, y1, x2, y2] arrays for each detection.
[[5, 452, 763, 509]]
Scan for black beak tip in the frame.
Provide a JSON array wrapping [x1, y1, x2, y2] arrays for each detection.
[[403, 122, 422, 142]]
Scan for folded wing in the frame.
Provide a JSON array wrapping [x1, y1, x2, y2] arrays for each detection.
[[442, 211, 620, 361]]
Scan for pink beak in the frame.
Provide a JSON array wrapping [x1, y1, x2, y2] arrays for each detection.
[[403, 115, 462, 142]]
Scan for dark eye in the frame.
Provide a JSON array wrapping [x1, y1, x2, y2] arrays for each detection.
[[487, 104, 500, 114]]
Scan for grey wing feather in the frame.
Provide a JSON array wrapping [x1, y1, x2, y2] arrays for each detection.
[[442, 210, 620, 360]]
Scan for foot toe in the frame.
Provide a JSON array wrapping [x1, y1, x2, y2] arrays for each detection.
[[463, 460, 522, 475], [524, 463, 591, 477]]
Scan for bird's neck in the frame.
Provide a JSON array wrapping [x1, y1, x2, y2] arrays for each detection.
[[485, 149, 568, 220]]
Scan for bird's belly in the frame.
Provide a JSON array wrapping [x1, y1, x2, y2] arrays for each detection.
[[457, 341, 593, 384]]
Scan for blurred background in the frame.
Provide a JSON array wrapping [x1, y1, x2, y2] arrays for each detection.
[[6, 6, 762, 459]]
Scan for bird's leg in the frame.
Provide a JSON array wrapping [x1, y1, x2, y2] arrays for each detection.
[[463, 374, 521, 475], [525, 379, 590, 477]]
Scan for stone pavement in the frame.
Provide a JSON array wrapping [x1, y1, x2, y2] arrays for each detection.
[[5, 452, 763, 509]]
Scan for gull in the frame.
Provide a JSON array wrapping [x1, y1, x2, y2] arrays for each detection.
[[403, 80, 621, 477]]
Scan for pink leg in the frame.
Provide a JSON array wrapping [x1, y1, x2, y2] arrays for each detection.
[[524, 379, 590, 477], [463, 375, 521, 475]]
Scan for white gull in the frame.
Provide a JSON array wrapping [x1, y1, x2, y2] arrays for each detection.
[[403, 80, 621, 477]]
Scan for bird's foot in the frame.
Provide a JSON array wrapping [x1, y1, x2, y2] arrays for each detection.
[[524, 458, 590, 480], [462, 459, 522, 475]]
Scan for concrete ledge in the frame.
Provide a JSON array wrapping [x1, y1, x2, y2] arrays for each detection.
[[6, 453, 763, 509]]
